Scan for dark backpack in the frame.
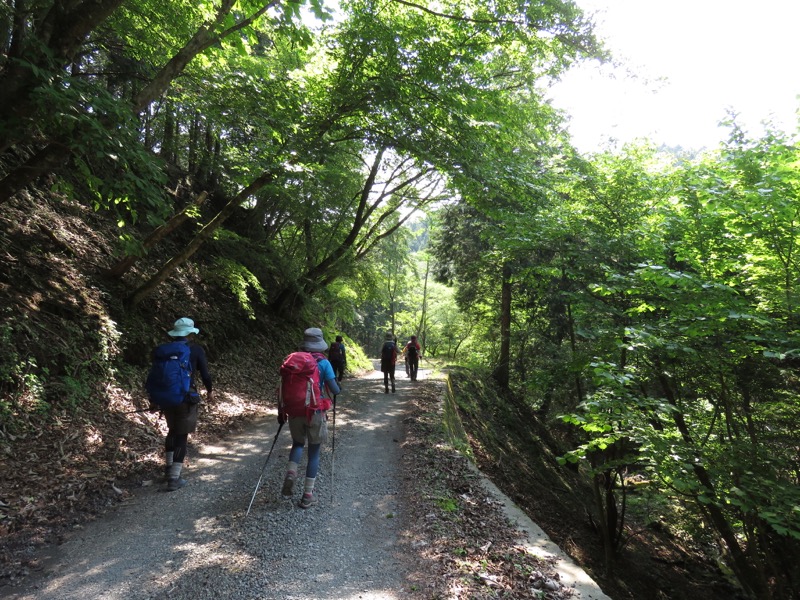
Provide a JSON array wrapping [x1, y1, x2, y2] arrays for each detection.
[[381, 341, 395, 362], [329, 342, 344, 362], [146, 341, 193, 407], [406, 342, 419, 359]]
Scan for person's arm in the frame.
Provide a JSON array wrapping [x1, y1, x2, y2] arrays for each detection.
[[326, 375, 341, 396], [191, 344, 213, 398], [320, 360, 341, 396]]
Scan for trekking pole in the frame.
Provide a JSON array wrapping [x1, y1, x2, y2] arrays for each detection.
[[330, 395, 337, 504], [244, 422, 284, 519]]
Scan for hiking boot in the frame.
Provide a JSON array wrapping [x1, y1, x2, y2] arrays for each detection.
[[384, 386, 389, 394], [391, 384, 395, 393], [281, 474, 295, 496], [298, 493, 318, 509], [166, 477, 187, 492]]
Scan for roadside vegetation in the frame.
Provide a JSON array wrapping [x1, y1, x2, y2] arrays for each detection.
[[1, 1, 799, 597]]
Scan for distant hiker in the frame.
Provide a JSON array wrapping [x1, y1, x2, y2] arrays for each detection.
[[146, 317, 213, 492], [327, 335, 347, 383], [380, 332, 397, 394], [404, 335, 421, 382], [278, 327, 340, 509]]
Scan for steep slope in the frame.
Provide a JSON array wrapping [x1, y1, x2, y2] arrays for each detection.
[[445, 366, 746, 600], [0, 190, 287, 581]]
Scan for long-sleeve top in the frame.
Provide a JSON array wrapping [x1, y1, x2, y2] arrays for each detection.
[[311, 352, 341, 398], [187, 341, 213, 393]]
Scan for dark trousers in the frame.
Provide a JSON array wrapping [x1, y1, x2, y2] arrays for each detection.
[[331, 359, 345, 382], [163, 402, 198, 463], [165, 432, 189, 463], [408, 356, 419, 381], [383, 370, 395, 392]]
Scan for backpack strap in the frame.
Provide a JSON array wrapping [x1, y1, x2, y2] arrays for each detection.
[[311, 353, 332, 411], [305, 375, 316, 408]]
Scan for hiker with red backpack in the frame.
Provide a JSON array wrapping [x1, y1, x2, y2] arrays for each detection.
[[403, 335, 421, 382], [277, 328, 340, 509], [327, 335, 347, 383], [146, 317, 213, 492]]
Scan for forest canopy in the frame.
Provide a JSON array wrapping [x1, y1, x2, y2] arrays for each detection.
[[1, 1, 799, 598]]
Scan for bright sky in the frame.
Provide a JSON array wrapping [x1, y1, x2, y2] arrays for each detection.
[[548, 0, 800, 153]]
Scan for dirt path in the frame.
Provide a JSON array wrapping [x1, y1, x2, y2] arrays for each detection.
[[5, 363, 611, 600], [5, 363, 421, 600]]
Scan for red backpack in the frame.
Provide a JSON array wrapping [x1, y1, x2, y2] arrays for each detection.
[[278, 352, 329, 419]]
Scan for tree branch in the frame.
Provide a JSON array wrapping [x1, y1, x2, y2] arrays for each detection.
[[390, 0, 519, 25]]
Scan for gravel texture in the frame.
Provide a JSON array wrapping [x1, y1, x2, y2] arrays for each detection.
[[5, 365, 417, 600]]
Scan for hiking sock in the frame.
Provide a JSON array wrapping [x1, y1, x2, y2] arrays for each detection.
[[167, 463, 182, 478], [164, 451, 174, 479], [299, 477, 317, 508], [166, 463, 186, 491]]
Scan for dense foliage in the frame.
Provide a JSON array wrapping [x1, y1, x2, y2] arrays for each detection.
[[431, 131, 800, 597], [2, 0, 798, 597]]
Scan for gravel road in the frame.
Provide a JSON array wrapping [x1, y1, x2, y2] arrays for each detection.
[[6, 363, 420, 600]]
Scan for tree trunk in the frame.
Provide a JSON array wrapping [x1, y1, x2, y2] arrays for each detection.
[[656, 369, 769, 598], [493, 262, 511, 389], [127, 175, 273, 307], [566, 300, 585, 404], [105, 192, 208, 279], [418, 256, 430, 351], [592, 471, 615, 576], [162, 101, 177, 164]]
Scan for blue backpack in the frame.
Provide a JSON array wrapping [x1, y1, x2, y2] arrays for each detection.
[[146, 341, 193, 407], [381, 341, 395, 362]]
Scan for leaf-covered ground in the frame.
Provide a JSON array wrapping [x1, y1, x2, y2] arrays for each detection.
[[400, 381, 577, 599]]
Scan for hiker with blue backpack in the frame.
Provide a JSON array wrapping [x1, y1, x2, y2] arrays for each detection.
[[278, 328, 340, 509], [146, 317, 213, 492]]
